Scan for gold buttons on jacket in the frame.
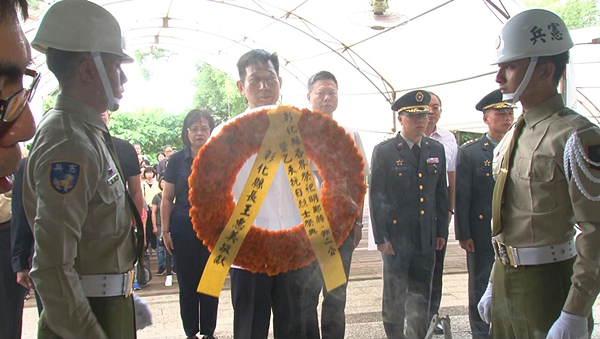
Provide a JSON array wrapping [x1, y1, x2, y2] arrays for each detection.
[[486, 173, 490, 177], [393, 219, 398, 224], [418, 173, 423, 178], [419, 185, 423, 190], [420, 197, 424, 203], [479, 214, 484, 220], [399, 172, 403, 177], [420, 210, 425, 215]]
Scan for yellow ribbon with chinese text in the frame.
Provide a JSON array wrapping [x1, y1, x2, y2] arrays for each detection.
[[197, 106, 346, 297]]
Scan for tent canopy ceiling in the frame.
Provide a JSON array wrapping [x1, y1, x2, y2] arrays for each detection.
[[23, 0, 600, 132]]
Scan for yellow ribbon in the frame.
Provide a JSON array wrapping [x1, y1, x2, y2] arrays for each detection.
[[198, 106, 346, 297]]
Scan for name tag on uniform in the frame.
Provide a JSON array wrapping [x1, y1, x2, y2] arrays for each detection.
[[107, 167, 120, 186], [426, 157, 439, 164]]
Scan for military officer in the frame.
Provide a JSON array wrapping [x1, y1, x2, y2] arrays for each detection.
[[455, 89, 515, 338], [370, 90, 449, 339], [477, 9, 600, 338], [23, 1, 142, 338]]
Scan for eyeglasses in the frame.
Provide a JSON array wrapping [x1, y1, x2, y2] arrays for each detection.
[[0, 69, 40, 124], [188, 127, 211, 135], [429, 106, 441, 114]]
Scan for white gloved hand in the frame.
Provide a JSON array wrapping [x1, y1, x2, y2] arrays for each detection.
[[477, 281, 493, 324], [133, 293, 153, 330], [547, 311, 588, 339]]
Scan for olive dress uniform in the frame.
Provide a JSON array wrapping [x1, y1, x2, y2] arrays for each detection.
[[491, 94, 600, 337], [24, 95, 137, 339], [455, 135, 497, 338], [370, 132, 449, 339]]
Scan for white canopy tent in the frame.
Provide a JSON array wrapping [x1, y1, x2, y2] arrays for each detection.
[[22, 0, 599, 137]]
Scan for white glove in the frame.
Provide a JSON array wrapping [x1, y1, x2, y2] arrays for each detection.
[[133, 293, 153, 330], [547, 311, 588, 339], [477, 281, 493, 324]]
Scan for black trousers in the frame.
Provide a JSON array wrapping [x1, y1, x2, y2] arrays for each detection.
[[230, 265, 319, 339], [171, 232, 219, 337], [428, 243, 446, 322], [467, 250, 494, 339], [0, 225, 27, 339], [303, 227, 355, 339], [145, 212, 157, 249], [382, 244, 435, 339]]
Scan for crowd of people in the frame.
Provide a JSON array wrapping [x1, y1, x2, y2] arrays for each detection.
[[1, 0, 600, 339]]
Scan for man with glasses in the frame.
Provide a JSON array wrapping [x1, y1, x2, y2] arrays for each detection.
[[0, 1, 37, 338], [424, 92, 457, 334], [370, 90, 449, 339], [454, 89, 514, 339], [23, 1, 144, 337]]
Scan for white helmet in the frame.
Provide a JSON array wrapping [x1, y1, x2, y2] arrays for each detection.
[[32, 0, 132, 62], [494, 9, 573, 103], [32, 0, 132, 111]]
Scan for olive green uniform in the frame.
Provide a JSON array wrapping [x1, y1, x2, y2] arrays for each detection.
[[491, 94, 600, 337], [24, 95, 137, 338]]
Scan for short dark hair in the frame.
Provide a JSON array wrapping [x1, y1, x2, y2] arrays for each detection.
[[46, 48, 89, 90], [307, 71, 338, 93], [429, 91, 442, 107], [237, 49, 279, 81], [163, 145, 172, 152], [157, 152, 165, 160], [181, 109, 215, 148], [0, 0, 28, 20], [537, 51, 569, 83]]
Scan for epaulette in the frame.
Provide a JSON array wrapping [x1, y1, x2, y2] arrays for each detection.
[[460, 138, 479, 148], [557, 108, 597, 133], [377, 134, 395, 146]]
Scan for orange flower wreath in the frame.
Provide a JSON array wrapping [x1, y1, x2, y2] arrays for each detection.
[[188, 107, 366, 275]]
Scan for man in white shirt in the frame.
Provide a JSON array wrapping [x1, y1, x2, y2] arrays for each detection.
[[210, 49, 318, 339], [424, 92, 457, 333], [303, 71, 370, 339]]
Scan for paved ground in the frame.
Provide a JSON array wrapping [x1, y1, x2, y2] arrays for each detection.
[[20, 211, 600, 338]]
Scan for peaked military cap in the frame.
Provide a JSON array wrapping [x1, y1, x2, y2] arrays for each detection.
[[392, 90, 431, 114], [476, 89, 516, 112]]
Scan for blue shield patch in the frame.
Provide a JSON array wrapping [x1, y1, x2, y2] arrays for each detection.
[[50, 162, 81, 195]]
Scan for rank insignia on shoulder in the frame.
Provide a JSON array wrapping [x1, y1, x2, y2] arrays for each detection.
[[50, 161, 81, 195], [588, 144, 600, 171]]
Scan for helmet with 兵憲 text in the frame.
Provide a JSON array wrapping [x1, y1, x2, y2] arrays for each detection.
[[31, 0, 133, 63], [494, 8, 573, 65]]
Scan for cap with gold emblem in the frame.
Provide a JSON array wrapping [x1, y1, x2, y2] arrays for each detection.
[[475, 89, 517, 112], [392, 90, 431, 115]]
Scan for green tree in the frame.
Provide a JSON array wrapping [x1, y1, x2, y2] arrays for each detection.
[[524, 0, 599, 29], [134, 47, 173, 81], [191, 63, 247, 125], [109, 107, 186, 162]]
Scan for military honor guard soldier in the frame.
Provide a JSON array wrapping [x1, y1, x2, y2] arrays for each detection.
[[23, 1, 149, 337], [478, 9, 600, 338], [370, 90, 449, 339], [455, 89, 515, 339]]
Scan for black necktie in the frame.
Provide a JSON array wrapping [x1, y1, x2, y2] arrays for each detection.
[[412, 144, 421, 161], [102, 130, 145, 273]]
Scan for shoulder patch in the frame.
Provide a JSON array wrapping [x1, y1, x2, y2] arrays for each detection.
[[460, 138, 479, 148], [49, 162, 81, 195], [588, 144, 600, 171]]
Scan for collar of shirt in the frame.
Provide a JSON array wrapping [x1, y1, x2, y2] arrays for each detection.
[[523, 94, 564, 129], [485, 133, 500, 147], [399, 132, 422, 149], [53, 94, 107, 132], [183, 146, 192, 161]]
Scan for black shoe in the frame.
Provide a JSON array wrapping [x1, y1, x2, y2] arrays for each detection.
[[201, 336, 217, 339], [433, 323, 444, 335], [157, 267, 166, 276]]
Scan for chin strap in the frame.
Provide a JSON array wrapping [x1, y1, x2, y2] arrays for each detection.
[[91, 52, 120, 111], [502, 57, 538, 104]]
